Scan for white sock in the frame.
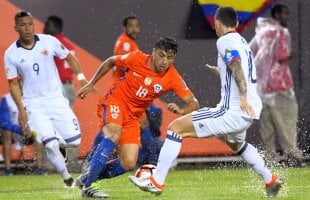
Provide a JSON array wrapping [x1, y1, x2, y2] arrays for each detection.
[[45, 140, 71, 180], [153, 130, 182, 185], [237, 142, 272, 183]]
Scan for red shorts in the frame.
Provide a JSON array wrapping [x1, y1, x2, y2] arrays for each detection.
[[97, 95, 140, 145]]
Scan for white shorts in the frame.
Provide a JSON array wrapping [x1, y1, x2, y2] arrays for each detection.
[[192, 107, 253, 143], [25, 98, 81, 145]]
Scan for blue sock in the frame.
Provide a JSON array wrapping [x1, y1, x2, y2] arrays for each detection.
[[84, 138, 115, 187], [97, 159, 126, 179], [137, 127, 158, 166], [87, 131, 105, 162]]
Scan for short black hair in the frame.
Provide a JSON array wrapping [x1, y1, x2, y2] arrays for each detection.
[[15, 11, 32, 23], [47, 15, 63, 31], [215, 6, 237, 28], [155, 37, 178, 54], [271, 4, 288, 19], [122, 16, 138, 27]]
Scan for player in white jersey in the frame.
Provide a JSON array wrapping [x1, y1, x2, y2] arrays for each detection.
[[129, 6, 284, 197], [4, 11, 87, 187]]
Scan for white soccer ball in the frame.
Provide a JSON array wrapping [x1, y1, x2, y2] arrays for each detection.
[[135, 164, 156, 178]]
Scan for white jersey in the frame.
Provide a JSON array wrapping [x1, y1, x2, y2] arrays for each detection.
[[4, 34, 69, 104], [216, 32, 262, 119]]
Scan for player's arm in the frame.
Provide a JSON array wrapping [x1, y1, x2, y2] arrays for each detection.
[[229, 60, 255, 118], [206, 64, 220, 76], [65, 53, 88, 86], [8, 79, 32, 137], [78, 56, 116, 99], [167, 94, 199, 115]]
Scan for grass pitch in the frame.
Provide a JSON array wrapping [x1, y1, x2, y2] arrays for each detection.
[[0, 166, 309, 200]]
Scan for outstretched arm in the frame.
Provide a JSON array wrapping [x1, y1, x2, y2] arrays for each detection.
[[65, 52, 88, 87], [77, 56, 116, 99]]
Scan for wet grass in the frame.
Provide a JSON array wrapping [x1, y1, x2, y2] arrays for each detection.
[[0, 166, 309, 199]]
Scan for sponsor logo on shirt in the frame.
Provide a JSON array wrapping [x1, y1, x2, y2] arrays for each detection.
[[133, 72, 142, 77]]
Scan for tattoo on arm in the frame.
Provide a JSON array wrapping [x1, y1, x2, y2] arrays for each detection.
[[230, 61, 247, 96]]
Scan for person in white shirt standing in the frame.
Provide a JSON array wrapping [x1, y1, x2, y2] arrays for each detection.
[[129, 6, 284, 197], [4, 11, 87, 187]]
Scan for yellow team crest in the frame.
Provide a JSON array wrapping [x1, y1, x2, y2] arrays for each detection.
[[144, 77, 153, 86]]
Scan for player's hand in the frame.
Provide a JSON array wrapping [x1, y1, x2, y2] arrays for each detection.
[[78, 79, 99, 95], [240, 96, 255, 118], [167, 103, 183, 115], [78, 79, 88, 87], [206, 64, 219, 75], [77, 82, 95, 99], [18, 110, 32, 138]]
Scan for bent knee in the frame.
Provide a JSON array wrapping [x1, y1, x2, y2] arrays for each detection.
[[120, 159, 136, 171], [226, 141, 243, 152]]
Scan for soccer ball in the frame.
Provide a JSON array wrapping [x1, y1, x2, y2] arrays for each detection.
[[135, 164, 156, 178]]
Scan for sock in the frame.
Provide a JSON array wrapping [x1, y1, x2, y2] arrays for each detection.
[[237, 142, 272, 184], [97, 159, 126, 179], [137, 127, 158, 166], [45, 140, 71, 180], [87, 131, 105, 162], [84, 138, 115, 187], [153, 130, 182, 185]]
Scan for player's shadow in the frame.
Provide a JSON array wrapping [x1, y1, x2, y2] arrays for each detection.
[[184, 0, 217, 39]]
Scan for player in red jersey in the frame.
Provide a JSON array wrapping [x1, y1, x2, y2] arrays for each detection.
[[112, 16, 140, 82], [77, 37, 199, 198]]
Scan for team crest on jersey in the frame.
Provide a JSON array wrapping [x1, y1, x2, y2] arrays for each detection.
[[144, 77, 153, 86], [41, 49, 49, 57], [111, 113, 119, 119], [153, 84, 163, 93]]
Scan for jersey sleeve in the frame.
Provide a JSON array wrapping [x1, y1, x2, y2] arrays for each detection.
[[115, 50, 140, 69], [50, 35, 70, 59], [217, 38, 241, 66], [4, 53, 18, 80], [170, 68, 192, 98]]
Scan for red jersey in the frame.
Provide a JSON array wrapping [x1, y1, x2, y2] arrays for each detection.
[[99, 50, 191, 118], [54, 33, 76, 81], [113, 33, 139, 81]]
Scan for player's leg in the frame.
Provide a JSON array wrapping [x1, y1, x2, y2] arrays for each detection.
[[129, 111, 197, 194], [2, 130, 13, 175], [226, 133, 284, 197], [84, 123, 121, 185], [26, 103, 72, 186], [138, 126, 157, 166]]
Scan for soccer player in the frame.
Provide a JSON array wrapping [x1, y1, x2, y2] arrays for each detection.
[[112, 15, 140, 81], [77, 37, 199, 198], [83, 16, 162, 169], [129, 6, 284, 198], [4, 11, 87, 187]]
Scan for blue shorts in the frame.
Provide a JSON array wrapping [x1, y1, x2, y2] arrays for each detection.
[[0, 98, 21, 133]]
